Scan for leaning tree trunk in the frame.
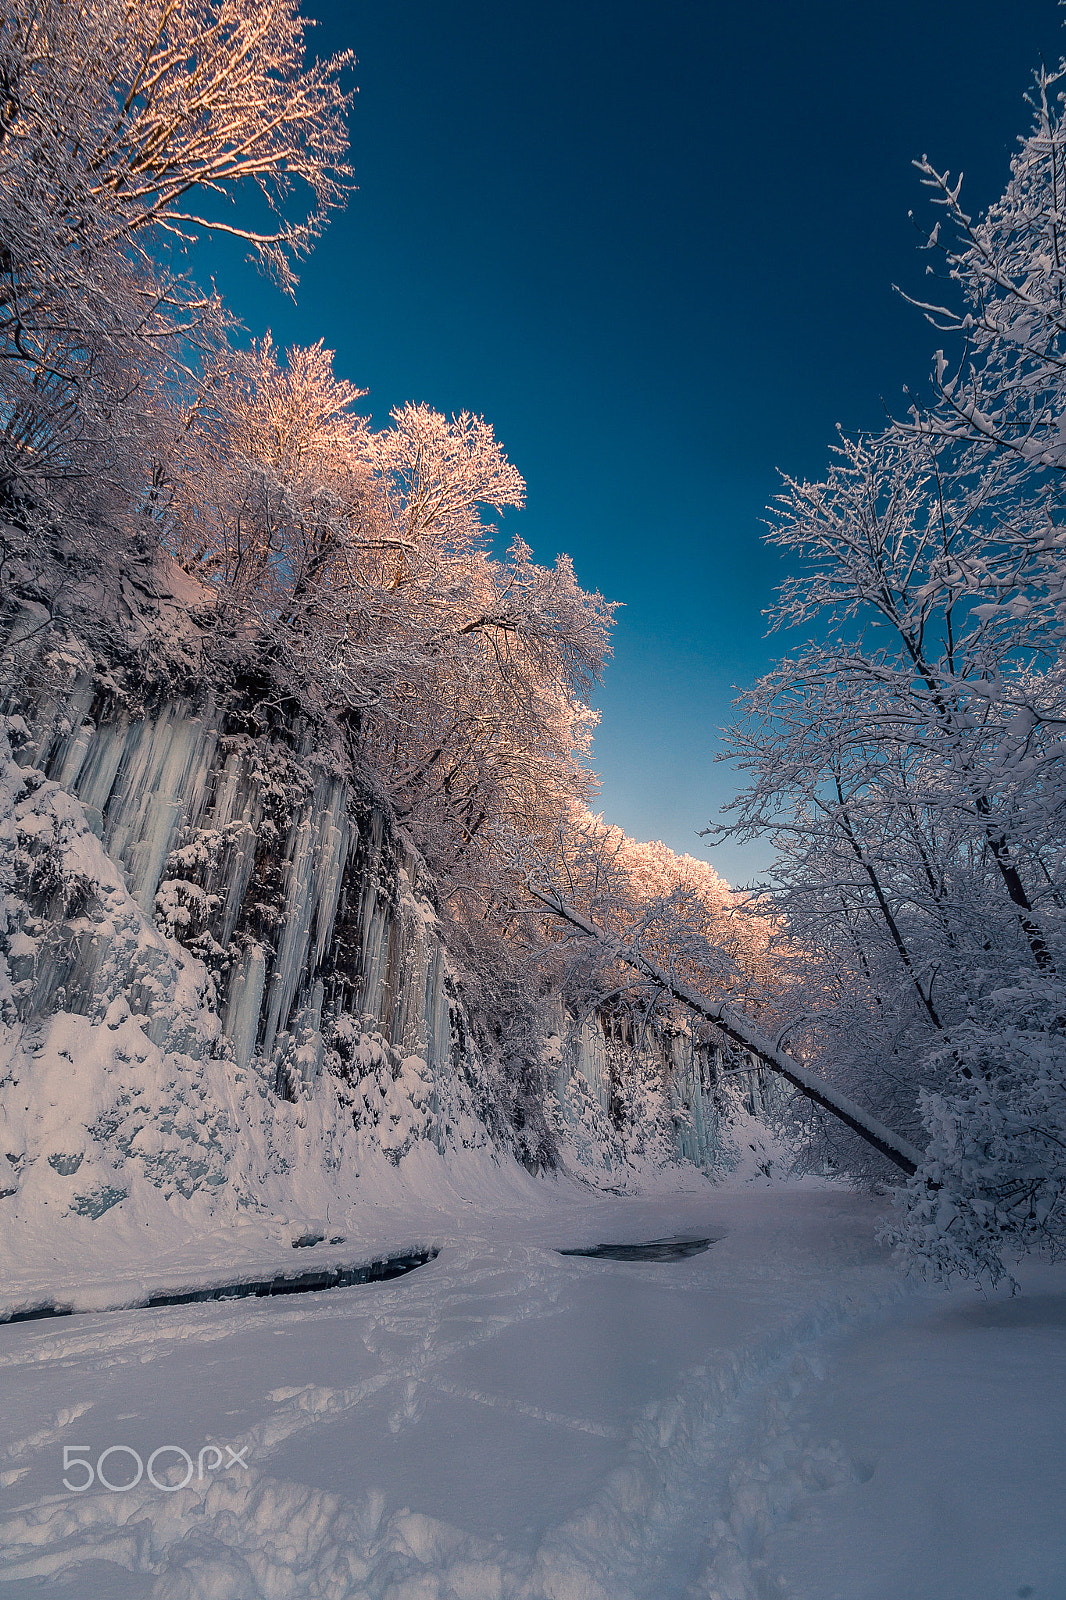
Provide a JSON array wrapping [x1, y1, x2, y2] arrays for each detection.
[[528, 885, 923, 1177]]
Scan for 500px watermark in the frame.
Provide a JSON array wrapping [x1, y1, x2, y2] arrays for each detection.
[[62, 1443, 249, 1493]]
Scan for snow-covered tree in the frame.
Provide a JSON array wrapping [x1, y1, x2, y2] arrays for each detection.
[[714, 63, 1066, 1277], [883, 969, 1066, 1289], [909, 61, 1066, 474], [0, 0, 352, 525], [158, 350, 616, 1001], [352, 408, 614, 889]]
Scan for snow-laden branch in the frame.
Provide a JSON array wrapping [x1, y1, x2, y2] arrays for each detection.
[[526, 882, 923, 1176]]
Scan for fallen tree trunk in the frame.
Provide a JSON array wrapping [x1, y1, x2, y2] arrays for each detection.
[[528, 884, 923, 1177]]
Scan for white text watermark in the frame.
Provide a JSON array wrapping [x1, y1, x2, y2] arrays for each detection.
[[62, 1443, 249, 1492]]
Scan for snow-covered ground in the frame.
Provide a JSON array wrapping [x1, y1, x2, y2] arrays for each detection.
[[0, 1168, 1063, 1600]]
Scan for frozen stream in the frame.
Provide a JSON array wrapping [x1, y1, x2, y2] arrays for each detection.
[[0, 1179, 1063, 1599]]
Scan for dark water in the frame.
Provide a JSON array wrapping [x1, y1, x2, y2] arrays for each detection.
[[1, 1248, 439, 1324], [558, 1236, 715, 1263]]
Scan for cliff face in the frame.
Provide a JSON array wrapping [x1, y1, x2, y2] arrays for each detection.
[[16, 676, 463, 1138], [0, 585, 747, 1248]]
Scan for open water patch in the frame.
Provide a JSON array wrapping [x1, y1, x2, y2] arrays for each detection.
[[558, 1236, 716, 1262], [0, 1248, 439, 1325]]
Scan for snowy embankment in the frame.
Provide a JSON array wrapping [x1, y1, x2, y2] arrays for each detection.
[[1, 1178, 1062, 1600]]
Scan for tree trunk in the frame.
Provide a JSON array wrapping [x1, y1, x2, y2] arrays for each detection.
[[528, 885, 923, 1177]]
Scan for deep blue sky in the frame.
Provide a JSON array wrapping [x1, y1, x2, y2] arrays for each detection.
[[197, 0, 1062, 883]]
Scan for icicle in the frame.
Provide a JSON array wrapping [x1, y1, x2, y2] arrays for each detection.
[[225, 946, 267, 1072]]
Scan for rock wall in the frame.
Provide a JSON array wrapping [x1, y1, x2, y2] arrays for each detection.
[[4, 627, 465, 1131], [546, 1000, 762, 1182], [0, 596, 746, 1208]]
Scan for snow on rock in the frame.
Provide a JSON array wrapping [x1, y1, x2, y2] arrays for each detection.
[[0, 606, 770, 1299], [0, 720, 487, 1302]]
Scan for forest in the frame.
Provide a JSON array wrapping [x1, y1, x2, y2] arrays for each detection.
[[1, 0, 1065, 1296]]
